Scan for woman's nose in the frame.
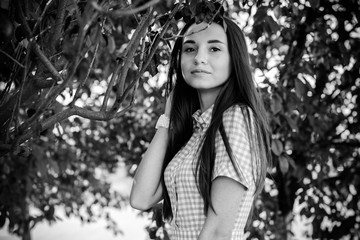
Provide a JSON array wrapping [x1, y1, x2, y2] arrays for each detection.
[[194, 50, 207, 65]]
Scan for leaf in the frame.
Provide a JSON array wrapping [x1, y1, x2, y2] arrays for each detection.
[[273, 5, 281, 19], [253, 6, 268, 25], [279, 155, 289, 174], [286, 154, 297, 170], [33, 146, 48, 178], [295, 79, 307, 99], [2, 163, 10, 175], [206, 1, 215, 12], [107, 36, 116, 54], [181, 6, 192, 23], [272, 139, 283, 156], [145, 58, 158, 76], [256, 0, 264, 7], [309, 0, 320, 9], [285, 114, 299, 132], [270, 93, 283, 114], [265, 16, 280, 35], [158, 14, 169, 26], [49, 159, 60, 175], [189, 0, 198, 16]]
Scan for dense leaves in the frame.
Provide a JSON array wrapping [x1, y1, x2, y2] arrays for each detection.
[[245, 0, 360, 239], [0, 0, 359, 240]]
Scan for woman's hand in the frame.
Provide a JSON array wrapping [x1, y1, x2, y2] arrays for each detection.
[[130, 93, 173, 210]]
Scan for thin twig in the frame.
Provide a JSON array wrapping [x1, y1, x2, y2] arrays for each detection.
[[162, 25, 210, 41], [18, 40, 69, 134], [0, 80, 13, 106], [112, 7, 154, 111], [130, 38, 147, 104], [163, 0, 225, 41], [50, 0, 67, 52], [97, 12, 115, 112], [32, 0, 54, 37], [16, 0, 33, 37], [101, 64, 121, 112], [91, 0, 160, 17], [114, 104, 134, 118], [36, 2, 98, 111], [137, 3, 181, 77], [71, 0, 81, 24], [7, 41, 32, 143], [0, 49, 25, 68], [32, 43, 64, 83], [70, 42, 100, 107], [119, 3, 182, 104]]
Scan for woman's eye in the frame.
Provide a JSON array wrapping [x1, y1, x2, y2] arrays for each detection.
[[184, 47, 195, 53], [210, 47, 221, 52]]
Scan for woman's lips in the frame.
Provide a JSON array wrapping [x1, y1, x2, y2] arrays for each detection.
[[191, 69, 211, 74]]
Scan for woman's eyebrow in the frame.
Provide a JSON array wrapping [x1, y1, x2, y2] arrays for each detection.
[[183, 39, 226, 45], [183, 40, 196, 45], [208, 40, 225, 44]]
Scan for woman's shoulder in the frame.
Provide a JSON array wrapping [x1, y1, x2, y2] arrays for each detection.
[[221, 104, 256, 133], [223, 104, 253, 120]]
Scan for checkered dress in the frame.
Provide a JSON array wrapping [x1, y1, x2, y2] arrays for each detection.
[[164, 104, 256, 240]]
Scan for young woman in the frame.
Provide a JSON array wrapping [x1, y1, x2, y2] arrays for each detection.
[[130, 16, 271, 240]]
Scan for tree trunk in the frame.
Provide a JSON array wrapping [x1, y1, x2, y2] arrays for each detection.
[[22, 224, 31, 240], [21, 196, 31, 240]]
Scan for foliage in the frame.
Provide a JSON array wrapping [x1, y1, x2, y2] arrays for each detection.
[[0, 0, 171, 239], [0, 0, 359, 240], [246, 0, 360, 239]]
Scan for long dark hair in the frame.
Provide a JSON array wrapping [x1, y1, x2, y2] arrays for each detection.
[[161, 16, 271, 220]]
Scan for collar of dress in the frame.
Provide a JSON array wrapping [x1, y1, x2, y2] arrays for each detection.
[[192, 104, 214, 132]]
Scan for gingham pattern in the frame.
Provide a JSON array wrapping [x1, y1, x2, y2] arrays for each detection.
[[164, 104, 256, 240]]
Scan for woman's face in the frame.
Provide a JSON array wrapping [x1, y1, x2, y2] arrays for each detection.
[[180, 22, 231, 94]]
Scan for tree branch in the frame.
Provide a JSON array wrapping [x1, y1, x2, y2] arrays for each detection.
[[130, 38, 147, 104], [0, 49, 25, 68], [16, 0, 33, 37], [8, 41, 33, 143], [101, 64, 121, 112], [32, 43, 64, 83], [15, 104, 132, 146], [136, 4, 180, 79], [119, 4, 181, 104], [34, 78, 56, 89], [32, 0, 54, 37], [70, 42, 100, 107], [50, 0, 67, 52], [91, 0, 160, 17], [111, 7, 154, 111], [31, 3, 97, 116]]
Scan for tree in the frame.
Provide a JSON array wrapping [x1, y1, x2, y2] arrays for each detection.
[[246, 0, 360, 239], [0, 0, 175, 239], [0, 0, 359, 240]]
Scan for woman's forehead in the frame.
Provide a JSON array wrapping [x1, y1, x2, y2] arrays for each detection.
[[183, 22, 227, 43]]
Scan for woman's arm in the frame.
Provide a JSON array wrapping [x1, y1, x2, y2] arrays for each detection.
[[198, 177, 246, 240], [129, 96, 172, 210], [199, 105, 251, 239]]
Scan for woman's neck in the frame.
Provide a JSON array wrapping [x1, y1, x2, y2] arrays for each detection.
[[197, 88, 221, 112]]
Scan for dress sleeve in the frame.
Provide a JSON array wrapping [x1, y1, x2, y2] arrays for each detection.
[[211, 105, 254, 190]]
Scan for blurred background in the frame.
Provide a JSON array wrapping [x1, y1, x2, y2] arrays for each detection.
[[0, 0, 359, 239]]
